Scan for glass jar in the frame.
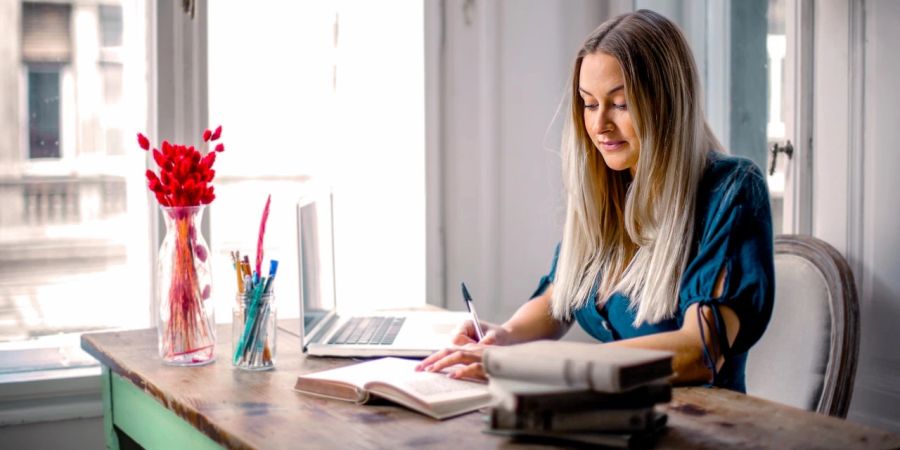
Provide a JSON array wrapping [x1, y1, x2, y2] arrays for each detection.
[[232, 291, 276, 370], [156, 205, 215, 366]]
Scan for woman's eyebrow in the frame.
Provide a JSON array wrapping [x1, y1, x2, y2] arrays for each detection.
[[606, 84, 624, 96], [578, 85, 625, 97]]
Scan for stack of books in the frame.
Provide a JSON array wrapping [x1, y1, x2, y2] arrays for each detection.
[[482, 341, 674, 449]]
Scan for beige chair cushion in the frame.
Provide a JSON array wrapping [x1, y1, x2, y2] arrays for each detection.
[[745, 253, 831, 410]]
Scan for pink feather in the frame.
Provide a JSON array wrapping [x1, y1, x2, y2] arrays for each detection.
[[256, 194, 271, 276]]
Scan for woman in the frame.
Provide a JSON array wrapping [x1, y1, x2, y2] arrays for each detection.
[[417, 9, 773, 393]]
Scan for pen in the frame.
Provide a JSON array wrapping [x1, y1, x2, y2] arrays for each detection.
[[461, 282, 485, 342]]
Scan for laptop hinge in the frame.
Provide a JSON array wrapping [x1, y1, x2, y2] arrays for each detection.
[[309, 314, 339, 346]]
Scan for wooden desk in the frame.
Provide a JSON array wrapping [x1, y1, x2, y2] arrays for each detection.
[[82, 325, 900, 449]]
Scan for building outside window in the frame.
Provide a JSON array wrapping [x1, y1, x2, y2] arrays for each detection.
[[0, 0, 150, 377]]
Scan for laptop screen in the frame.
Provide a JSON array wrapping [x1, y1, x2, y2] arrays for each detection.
[[297, 190, 337, 340]]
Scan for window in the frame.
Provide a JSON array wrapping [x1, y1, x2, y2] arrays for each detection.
[[27, 66, 62, 159], [0, 0, 151, 378], [99, 4, 123, 47], [22, 2, 70, 160], [2, 0, 427, 382], [207, 1, 426, 319]]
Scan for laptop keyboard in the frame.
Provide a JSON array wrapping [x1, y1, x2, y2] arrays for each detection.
[[328, 316, 406, 345]]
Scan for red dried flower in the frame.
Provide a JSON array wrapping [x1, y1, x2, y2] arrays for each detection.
[[137, 127, 227, 207], [137, 133, 150, 150], [162, 140, 173, 157]]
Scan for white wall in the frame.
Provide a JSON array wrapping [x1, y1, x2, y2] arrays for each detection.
[[844, 0, 900, 433], [438, 0, 605, 327], [810, 0, 900, 433]]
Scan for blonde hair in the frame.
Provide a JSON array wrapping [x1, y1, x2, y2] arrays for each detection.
[[551, 10, 723, 325]]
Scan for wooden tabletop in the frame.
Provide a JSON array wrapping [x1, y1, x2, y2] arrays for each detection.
[[82, 324, 900, 450]]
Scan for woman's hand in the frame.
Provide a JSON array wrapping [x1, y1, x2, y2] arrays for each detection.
[[414, 319, 515, 380], [449, 319, 514, 346], [415, 342, 488, 380]]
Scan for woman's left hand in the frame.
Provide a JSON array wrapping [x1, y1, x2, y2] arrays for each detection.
[[415, 342, 489, 380]]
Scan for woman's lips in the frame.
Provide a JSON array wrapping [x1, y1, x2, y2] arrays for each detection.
[[600, 140, 627, 151]]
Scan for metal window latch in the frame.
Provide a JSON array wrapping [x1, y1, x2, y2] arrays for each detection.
[[769, 140, 794, 176]]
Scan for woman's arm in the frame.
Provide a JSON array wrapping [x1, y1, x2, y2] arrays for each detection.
[[499, 286, 570, 343], [607, 303, 740, 384], [611, 268, 740, 384]]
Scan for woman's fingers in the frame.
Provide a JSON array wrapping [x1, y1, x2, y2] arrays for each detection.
[[415, 348, 453, 371], [480, 330, 498, 345], [449, 363, 486, 381], [451, 333, 476, 346], [422, 348, 481, 373], [415, 344, 484, 373]]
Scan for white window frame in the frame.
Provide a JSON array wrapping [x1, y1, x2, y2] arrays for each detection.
[[0, 0, 206, 426], [782, 0, 814, 236]]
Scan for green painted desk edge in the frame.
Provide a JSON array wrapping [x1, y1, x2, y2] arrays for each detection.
[[101, 366, 224, 450], [84, 332, 245, 450]]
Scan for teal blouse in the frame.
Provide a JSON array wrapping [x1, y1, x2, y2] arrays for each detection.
[[531, 153, 774, 392]]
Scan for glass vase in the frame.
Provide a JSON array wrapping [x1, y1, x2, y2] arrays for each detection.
[[157, 205, 216, 365]]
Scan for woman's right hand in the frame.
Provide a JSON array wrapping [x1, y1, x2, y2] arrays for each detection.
[[450, 319, 514, 346], [414, 320, 514, 380]]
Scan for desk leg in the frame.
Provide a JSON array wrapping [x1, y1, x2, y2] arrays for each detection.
[[103, 370, 223, 449], [101, 366, 120, 450]]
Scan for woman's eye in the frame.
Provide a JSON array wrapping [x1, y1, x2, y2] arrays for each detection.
[[613, 103, 627, 110], [583, 103, 599, 111]]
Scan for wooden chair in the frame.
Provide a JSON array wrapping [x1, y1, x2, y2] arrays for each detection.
[[745, 234, 860, 417]]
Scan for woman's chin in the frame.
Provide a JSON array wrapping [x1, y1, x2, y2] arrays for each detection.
[[600, 155, 634, 172]]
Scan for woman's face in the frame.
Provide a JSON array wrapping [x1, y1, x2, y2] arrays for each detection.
[[578, 52, 640, 175]]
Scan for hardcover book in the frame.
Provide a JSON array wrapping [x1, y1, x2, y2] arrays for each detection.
[[489, 377, 672, 413], [489, 406, 667, 433], [482, 340, 673, 392], [484, 424, 665, 449]]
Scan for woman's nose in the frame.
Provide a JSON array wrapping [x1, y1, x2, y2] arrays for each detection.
[[590, 108, 611, 135]]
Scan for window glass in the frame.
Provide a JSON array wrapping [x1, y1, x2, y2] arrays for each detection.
[[207, 1, 426, 319], [0, 0, 150, 376], [28, 67, 61, 159]]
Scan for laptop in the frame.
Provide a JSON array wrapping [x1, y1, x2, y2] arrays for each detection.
[[296, 188, 469, 357]]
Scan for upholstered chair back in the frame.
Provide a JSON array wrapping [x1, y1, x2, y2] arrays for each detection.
[[745, 235, 859, 417]]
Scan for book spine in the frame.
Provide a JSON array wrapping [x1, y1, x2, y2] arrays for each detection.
[[511, 384, 672, 413], [484, 352, 621, 391], [490, 407, 656, 433]]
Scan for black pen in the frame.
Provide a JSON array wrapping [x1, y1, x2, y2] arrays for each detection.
[[461, 282, 485, 341]]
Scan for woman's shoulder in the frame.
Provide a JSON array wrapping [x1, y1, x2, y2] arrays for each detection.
[[705, 151, 765, 180], [702, 151, 768, 197], [695, 151, 770, 221]]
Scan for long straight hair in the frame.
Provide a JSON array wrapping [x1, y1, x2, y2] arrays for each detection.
[[551, 10, 723, 325]]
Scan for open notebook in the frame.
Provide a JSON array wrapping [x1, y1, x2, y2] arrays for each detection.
[[296, 189, 468, 357], [293, 357, 493, 420]]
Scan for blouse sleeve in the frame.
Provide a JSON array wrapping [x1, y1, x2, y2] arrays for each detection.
[[530, 243, 561, 299], [678, 160, 775, 357]]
